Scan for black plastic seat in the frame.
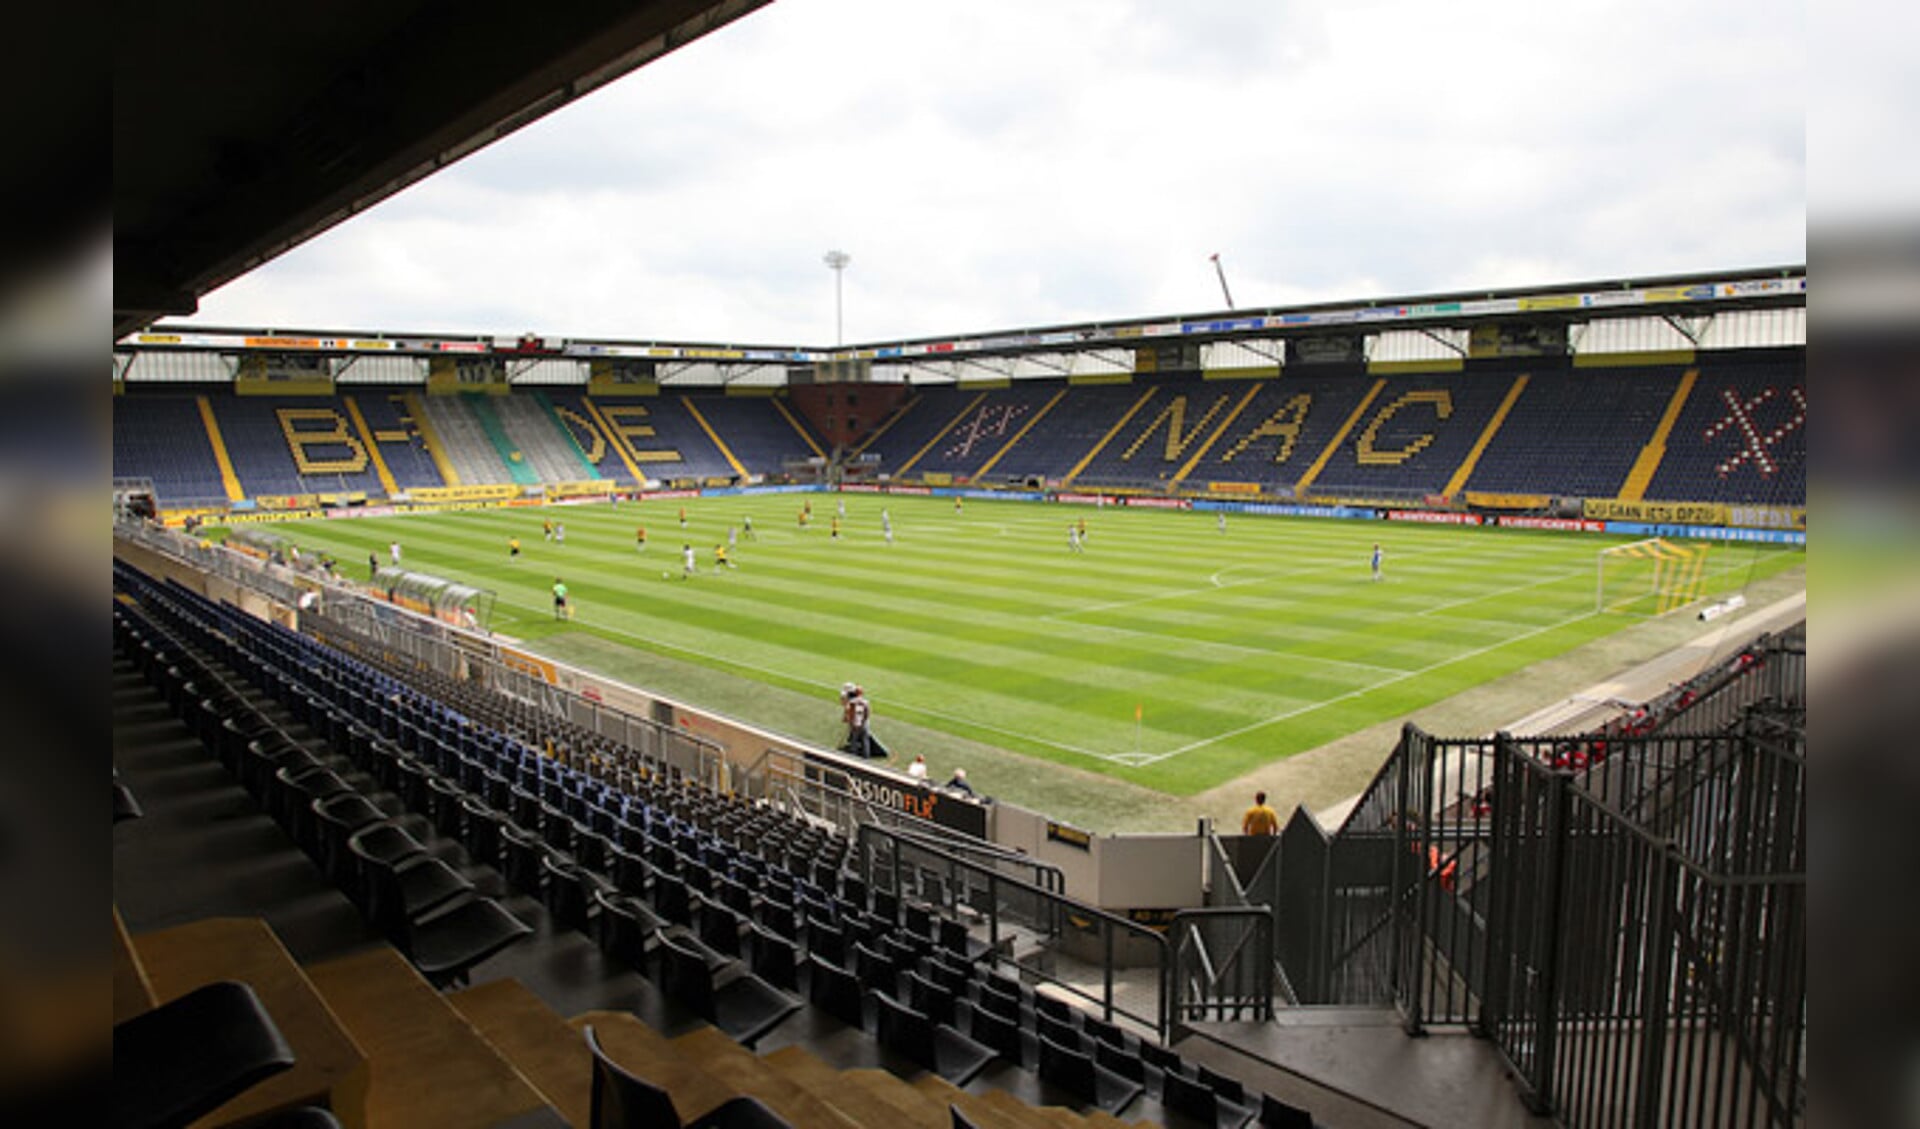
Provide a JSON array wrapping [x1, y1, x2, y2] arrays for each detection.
[[113, 980, 296, 1129], [1200, 1063, 1249, 1104], [696, 896, 746, 958], [902, 968, 959, 1027], [653, 871, 695, 927], [658, 932, 801, 1049], [852, 941, 899, 996], [870, 988, 996, 1087], [1164, 1070, 1255, 1129], [583, 1024, 792, 1129], [1094, 1038, 1148, 1088], [500, 822, 555, 897], [938, 917, 993, 964], [746, 921, 799, 993], [594, 888, 665, 970], [805, 952, 866, 1029], [543, 855, 609, 934], [312, 792, 392, 884], [1037, 1010, 1084, 1053], [1258, 1092, 1316, 1129], [388, 891, 534, 989], [351, 827, 474, 923], [1037, 1033, 1143, 1115], [967, 1005, 1027, 1068]]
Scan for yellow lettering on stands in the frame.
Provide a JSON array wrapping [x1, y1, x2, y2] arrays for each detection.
[[1120, 393, 1232, 463], [277, 408, 369, 474], [553, 407, 607, 463], [1355, 391, 1452, 466], [1221, 393, 1313, 466], [598, 404, 683, 464]]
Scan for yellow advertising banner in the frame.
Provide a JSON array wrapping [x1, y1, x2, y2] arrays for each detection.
[[921, 472, 953, 486], [1465, 491, 1552, 510], [498, 646, 558, 685], [408, 484, 522, 504], [1583, 499, 1730, 525], [547, 481, 616, 498], [1207, 481, 1262, 495]]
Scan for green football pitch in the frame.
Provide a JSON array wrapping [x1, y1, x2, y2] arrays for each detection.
[[268, 496, 1800, 798]]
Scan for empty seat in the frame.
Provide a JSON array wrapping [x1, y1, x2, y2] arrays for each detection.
[[1037, 1033, 1143, 1115], [870, 989, 997, 1087], [1163, 1070, 1255, 1129], [746, 921, 799, 993], [805, 952, 866, 1029], [658, 933, 801, 1049], [351, 828, 475, 925], [386, 891, 534, 989], [596, 887, 662, 967], [113, 980, 296, 1129], [939, 917, 992, 964], [583, 1024, 792, 1129], [1258, 1092, 1316, 1129], [967, 1004, 1027, 1068], [543, 855, 610, 934], [902, 968, 958, 1027]]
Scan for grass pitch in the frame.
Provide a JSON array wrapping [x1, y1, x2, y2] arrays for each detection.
[[271, 495, 1800, 799]]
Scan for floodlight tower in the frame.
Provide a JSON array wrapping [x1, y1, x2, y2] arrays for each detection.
[[823, 250, 852, 346]]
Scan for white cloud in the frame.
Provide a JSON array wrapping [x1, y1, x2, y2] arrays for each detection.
[[186, 0, 1805, 344]]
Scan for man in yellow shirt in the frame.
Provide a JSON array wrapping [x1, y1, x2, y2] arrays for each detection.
[[1241, 791, 1279, 836]]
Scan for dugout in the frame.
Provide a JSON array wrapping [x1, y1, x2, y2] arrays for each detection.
[[371, 567, 495, 633], [225, 526, 297, 563]]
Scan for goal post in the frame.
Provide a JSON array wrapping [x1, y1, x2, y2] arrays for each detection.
[[1596, 538, 1711, 615]]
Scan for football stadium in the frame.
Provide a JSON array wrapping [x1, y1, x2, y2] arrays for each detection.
[[112, 6, 1805, 1129]]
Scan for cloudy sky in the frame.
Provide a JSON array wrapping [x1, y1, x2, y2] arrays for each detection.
[[184, 0, 1805, 346]]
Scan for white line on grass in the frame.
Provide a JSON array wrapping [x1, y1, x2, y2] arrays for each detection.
[[486, 593, 1138, 764], [1135, 609, 1603, 764]]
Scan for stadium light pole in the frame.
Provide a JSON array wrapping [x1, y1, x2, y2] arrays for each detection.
[[824, 250, 851, 346]]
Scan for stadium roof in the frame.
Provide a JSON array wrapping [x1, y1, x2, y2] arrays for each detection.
[[120, 264, 1806, 367], [113, 0, 772, 339]]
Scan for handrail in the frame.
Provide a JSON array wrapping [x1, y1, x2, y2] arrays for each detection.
[[853, 821, 1171, 1038], [1168, 906, 1276, 1026]]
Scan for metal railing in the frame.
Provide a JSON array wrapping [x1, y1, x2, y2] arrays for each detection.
[[1169, 907, 1275, 1026], [1268, 711, 1804, 1127], [852, 822, 1172, 1038]]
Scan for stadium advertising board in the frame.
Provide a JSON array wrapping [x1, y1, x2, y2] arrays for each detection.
[[800, 751, 990, 838], [1053, 493, 1117, 506], [1046, 821, 1093, 851], [1465, 491, 1553, 510], [1386, 510, 1484, 525], [1495, 516, 1607, 532], [1584, 499, 1729, 525], [498, 646, 558, 685], [408, 484, 521, 504], [1123, 496, 1191, 510], [1606, 521, 1805, 546], [1726, 504, 1805, 530], [1207, 481, 1262, 495]]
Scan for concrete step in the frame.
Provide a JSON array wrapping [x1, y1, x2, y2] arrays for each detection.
[[448, 978, 589, 1128], [305, 946, 548, 1128]]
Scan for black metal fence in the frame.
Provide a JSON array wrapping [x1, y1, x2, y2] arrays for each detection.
[[1259, 708, 1805, 1127]]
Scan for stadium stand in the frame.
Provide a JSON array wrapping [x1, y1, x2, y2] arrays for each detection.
[[1639, 359, 1806, 506], [1305, 373, 1512, 500], [1151, 375, 1373, 494], [1464, 366, 1684, 499], [987, 384, 1147, 485], [543, 393, 741, 483], [691, 395, 826, 478], [894, 383, 1065, 482], [119, 553, 1372, 1126], [415, 394, 522, 485], [343, 391, 448, 491], [856, 386, 979, 478], [112, 393, 232, 506], [206, 395, 392, 499]]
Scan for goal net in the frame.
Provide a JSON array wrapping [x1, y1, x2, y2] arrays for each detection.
[[1596, 538, 1711, 615]]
